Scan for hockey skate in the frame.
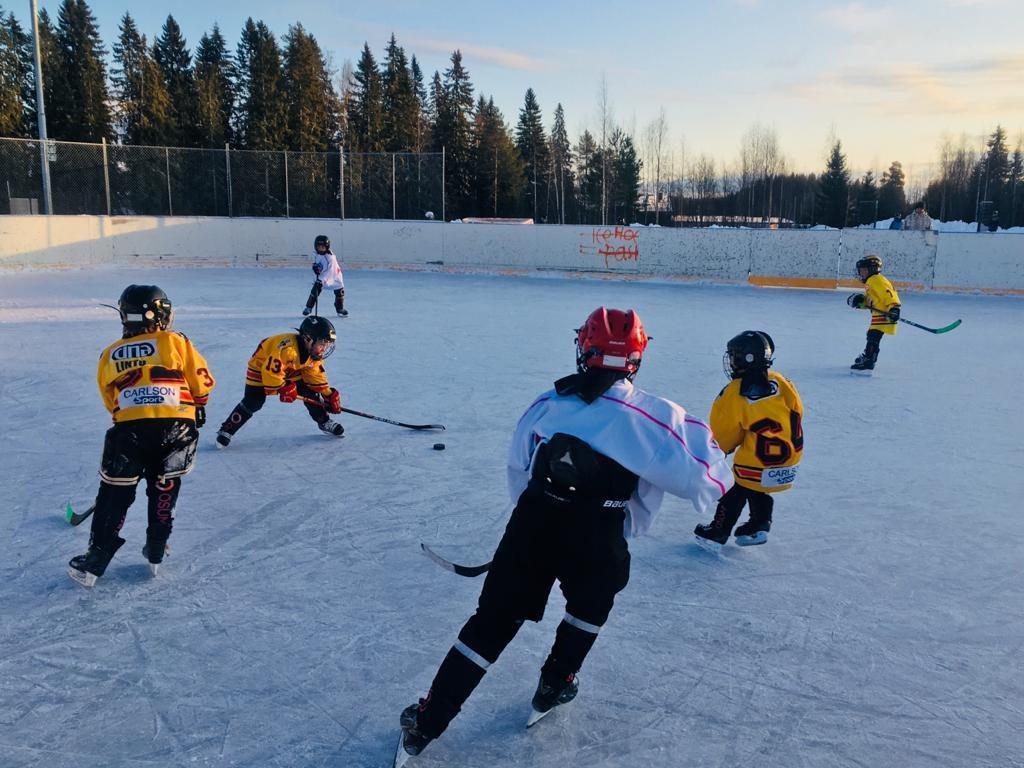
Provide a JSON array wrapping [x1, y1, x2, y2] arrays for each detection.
[[527, 673, 578, 728], [68, 540, 122, 588], [694, 505, 733, 553], [301, 307, 312, 316], [849, 353, 875, 374], [394, 702, 434, 767], [734, 515, 771, 547], [215, 430, 232, 448], [142, 541, 170, 577], [318, 419, 344, 437]]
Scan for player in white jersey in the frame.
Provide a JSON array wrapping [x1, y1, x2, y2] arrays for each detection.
[[302, 234, 347, 317], [395, 307, 731, 763]]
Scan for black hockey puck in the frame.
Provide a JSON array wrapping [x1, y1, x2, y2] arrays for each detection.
[[433, 443, 446, 451]]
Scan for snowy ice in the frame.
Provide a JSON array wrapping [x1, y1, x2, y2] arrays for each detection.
[[1, 267, 1022, 767]]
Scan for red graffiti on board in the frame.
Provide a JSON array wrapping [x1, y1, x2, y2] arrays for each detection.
[[578, 226, 640, 268]]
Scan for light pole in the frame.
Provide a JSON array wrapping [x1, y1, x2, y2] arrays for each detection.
[[29, 0, 52, 214]]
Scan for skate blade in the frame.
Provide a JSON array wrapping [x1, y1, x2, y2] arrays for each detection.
[[849, 369, 873, 377], [526, 706, 554, 728], [393, 730, 413, 768], [148, 562, 159, 577], [734, 531, 768, 546], [694, 536, 724, 554], [68, 568, 97, 588]]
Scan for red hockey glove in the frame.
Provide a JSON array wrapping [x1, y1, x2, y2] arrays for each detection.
[[278, 381, 299, 403], [325, 388, 342, 414], [847, 293, 865, 309]]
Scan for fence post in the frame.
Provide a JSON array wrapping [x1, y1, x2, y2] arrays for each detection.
[[101, 137, 111, 216], [165, 146, 173, 216], [441, 146, 446, 222], [284, 150, 290, 218], [392, 152, 397, 220], [29, 0, 53, 215], [225, 143, 232, 217], [339, 146, 345, 220]]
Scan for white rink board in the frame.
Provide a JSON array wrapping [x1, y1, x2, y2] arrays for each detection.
[[0, 215, 1022, 292]]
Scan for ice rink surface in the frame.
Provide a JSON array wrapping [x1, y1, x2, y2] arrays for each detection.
[[1, 267, 1022, 768]]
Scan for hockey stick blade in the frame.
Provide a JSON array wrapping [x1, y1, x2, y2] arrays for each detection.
[[65, 502, 95, 526], [420, 543, 491, 577]]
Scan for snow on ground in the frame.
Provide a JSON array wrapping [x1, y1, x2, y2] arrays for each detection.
[[1, 267, 1022, 768]]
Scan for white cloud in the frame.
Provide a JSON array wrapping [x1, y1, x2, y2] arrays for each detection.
[[819, 2, 892, 33], [403, 35, 547, 72]]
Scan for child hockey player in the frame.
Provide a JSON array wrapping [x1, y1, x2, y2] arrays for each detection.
[[394, 307, 731, 766], [68, 285, 215, 587], [694, 331, 804, 552], [302, 234, 347, 317], [215, 315, 344, 447], [847, 255, 901, 372]]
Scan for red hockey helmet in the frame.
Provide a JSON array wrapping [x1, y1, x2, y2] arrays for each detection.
[[576, 307, 648, 376]]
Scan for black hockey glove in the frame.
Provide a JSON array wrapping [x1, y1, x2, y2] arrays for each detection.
[[195, 406, 206, 428], [847, 293, 865, 309], [312, 264, 322, 276], [887, 306, 901, 322]]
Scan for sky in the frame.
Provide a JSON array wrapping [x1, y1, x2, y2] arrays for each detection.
[[31, 0, 1024, 179]]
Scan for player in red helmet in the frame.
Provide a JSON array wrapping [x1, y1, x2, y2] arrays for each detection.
[[394, 306, 730, 765]]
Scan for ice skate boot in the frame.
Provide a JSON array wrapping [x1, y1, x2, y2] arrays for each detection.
[[142, 540, 170, 577], [68, 539, 123, 588], [394, 701, 434, 767], [318, 419, 345, 437], [734, 513, 771, 546], [527, 672, 578, 727]]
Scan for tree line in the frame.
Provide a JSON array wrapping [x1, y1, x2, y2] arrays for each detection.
[[0, 1, 1020, 226]]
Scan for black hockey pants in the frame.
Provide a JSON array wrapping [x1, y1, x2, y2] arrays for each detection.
[[713, 483, 774, 536], [863, 329, 883, 363], [89, 419, 196, 570], [304, 282, 344, 313], [218, 383, 330, 436], [416, 435, 636, 739]]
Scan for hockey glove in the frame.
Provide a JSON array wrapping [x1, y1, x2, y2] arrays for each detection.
[[847, 293, 866, 309], [278, 381, 299, 404], [887, 306, 901, 322], [312, 264, 323, 276], [325, 388, 342, 414], [195, 406, 206, 428]]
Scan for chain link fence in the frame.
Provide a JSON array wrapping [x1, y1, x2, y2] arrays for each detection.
[[0, 137, 444, 220]]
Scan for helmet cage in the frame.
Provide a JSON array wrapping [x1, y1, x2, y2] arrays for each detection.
[[723, 330, 774, 379]]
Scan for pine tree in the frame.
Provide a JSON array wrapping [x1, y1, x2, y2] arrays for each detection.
[[49, 0, 112, 141], [575, 129, 599, 224], [195, 24, 235, 147], [234, 18, 287, 149], [816, 140, 850, 228], [1008, 140, 1023, 228], [381, 34, 418, 151], [348, 43, 383, 152], [282, 23, 339, 151], [111, 13, 173, 146], [549, 103, 574, 224], [610, 130, 641, 224], [409, 54, 428, 152], [0, 8, 32, 136], [854, 169, 878, 225], [35, 9, 60, 137], [432, 50, 474, 216], [877, 160, 906, 220], [153, 16, 195, 146], [514, 88, 549, 221], [981, 125, 1010, 218], [471, 95, 523, 216]]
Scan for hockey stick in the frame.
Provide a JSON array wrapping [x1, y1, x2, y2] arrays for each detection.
[[299, 395, 446, 431], [420, 543, 491, 577], [868, 308, 962, 334], [65, 502, 95, 526]]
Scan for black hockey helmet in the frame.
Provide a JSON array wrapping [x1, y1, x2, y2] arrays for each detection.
[[118, 284, 172, 337], [723, 330, 774, 379], [855, 254, 882, 281], [314, 234, 330, 252], [298, 315, 336, 360]]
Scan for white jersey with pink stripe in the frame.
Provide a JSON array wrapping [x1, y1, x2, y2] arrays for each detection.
[[507, 378, 733, 538]]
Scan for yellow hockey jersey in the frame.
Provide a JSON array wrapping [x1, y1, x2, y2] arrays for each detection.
[[861, 273, 901, 335], [245, 333, 330, 394], [98, 330, 214, 423], [710, 371, 804, 493]]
